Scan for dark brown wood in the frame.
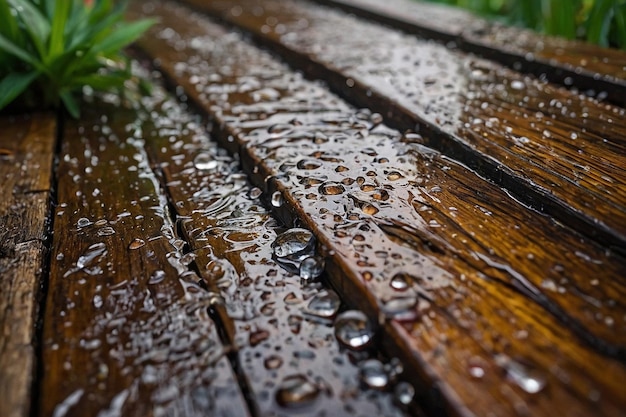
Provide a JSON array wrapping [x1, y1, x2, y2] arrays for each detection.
[[314, 0, 626, 105], [0, 113, 56, 417], [132, 2, 626, 416], [139, 83, 411, 416], [181, 0, 626, 252], [39, 101, 250, 417]]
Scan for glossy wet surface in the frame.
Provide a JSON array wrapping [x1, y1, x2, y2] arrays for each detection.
[[317, 0, 626, 103], [185, 0, 626, 250], [131, 1, 626, 416]]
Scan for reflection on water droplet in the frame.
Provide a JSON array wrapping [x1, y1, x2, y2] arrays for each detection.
[[77, 242, 107, 269], [248, 187, 262, 199], [306, 289, 340, 319], [273, 228, 315, 259], [381, 294, 419, 321], [319, 181, 345, 195], [299, 256, 324, 280], [276, 374, 320, 408], [128, 238, 145, 250], [390, 274, 411, 291], [334, 310, 373, 350], [97, 226, 115, 237], [194, 152, 219, 170], [77, 217, 91, 228], [264, 355, 283, 369], [360, 359, 388, 389], [148, 270, 166, 284], [271, 191, 283, 207], [496, 355, 546, 394], [297, 159, 323, 170], [394, 382, 415, 405]]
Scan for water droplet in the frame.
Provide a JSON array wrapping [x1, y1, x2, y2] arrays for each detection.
[[299, 256, 325, 280], [276, 375, 320, 408], [249, 329, 270, 346], [194, 152, 218, 170], [496, 355, 546, 394], [319, 181, 345, 195], [129, 238, 145, 250], [359, 359, 388, 389], [380, 294, 418, 321], [334, 310, 374, 350], [248, 187, 262, 199], [77, 217, 91, 228], [390, 274, 411, 291], [297, 159, 323, 170], [76, 243, 107, 269], [97, 226, 115, 237], [510, 80, 525, 90], [394, 381, 415, 405], [264, 355, 283, 369], [148, 270, 166, 284], [306, 289, 340, 319], [271, 191, 283, 207], [272, 228, 315, 259]]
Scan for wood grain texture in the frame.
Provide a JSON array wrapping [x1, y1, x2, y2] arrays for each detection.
[[39, 102, 250, 417], [314, 0, 626, 105], [0, 113, 56, 417], [182, 0, 626, 251], [132, 2, 626, 416]]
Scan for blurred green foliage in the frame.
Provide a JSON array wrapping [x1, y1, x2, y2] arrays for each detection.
[[422, 0, 626, 49]]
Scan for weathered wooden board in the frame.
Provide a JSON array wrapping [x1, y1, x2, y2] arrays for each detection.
[[133, 2, 626, 417], [138, 81, 411, 416], [0, 113, 56, 417], [39, 100, 250, 417], [314, 0, 626, 105], [182, 0, 626, 251]]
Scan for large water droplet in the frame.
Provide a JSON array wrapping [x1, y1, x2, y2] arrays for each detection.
[[319, 181, 345, 195], [306, 289, 340, 319], [272, 228, 315, 259], [334, 310, 374, 350], [359, 359, 388, 389], [276, 374, 320, 408], [271, 191, 283, 207], [129, 238, 146, 250], [76, 243, 107, 269], [299, 256, 324, 280], [97, 226, 115, 237], [194, 152, 219, 170]]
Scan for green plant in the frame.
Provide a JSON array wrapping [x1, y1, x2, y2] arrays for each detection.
[[421, 0, 626, 49], [0, 0, 154, 117]]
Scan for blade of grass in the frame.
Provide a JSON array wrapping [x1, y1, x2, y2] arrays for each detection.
[[586, 0, 615, 46], [7, 0, 50, 58], [0, 33, 44, 70], [60, 91, 79, 118], [614, 3, 626, 49], [0, 71, 38, 109], [86, 19, 156, 57], [48, 0, 71, 60]]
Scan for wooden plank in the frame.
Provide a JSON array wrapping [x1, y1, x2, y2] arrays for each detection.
[[132, 2, 626, 416], [39, 101, 250, 417], [139, 82, 412, 416], [314, 0, 626, 105], [182, 0, 626, 252], [0, 113, 56, 417]]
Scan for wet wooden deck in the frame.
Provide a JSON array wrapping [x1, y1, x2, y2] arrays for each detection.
[[1, 1, 625, 416]]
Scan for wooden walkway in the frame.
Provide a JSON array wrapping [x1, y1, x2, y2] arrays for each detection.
[[1, 1, 625, 416]]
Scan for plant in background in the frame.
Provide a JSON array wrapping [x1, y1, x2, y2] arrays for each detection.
[[422, 0, 626, 49], [0, 0, 154, 117]]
